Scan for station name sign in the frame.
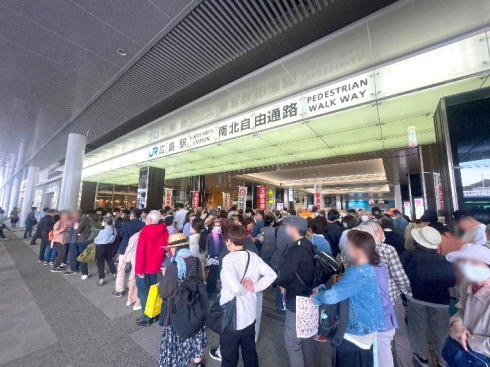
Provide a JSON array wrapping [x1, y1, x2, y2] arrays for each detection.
[[145, 72, 375, 160]]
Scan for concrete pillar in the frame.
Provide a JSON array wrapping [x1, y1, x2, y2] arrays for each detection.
[[58, 133, 86, 211], [20, 166, 39, 226], [336, 194, 342, 210], [0, 165, 7, 207], [394, 184, 403, 211], [2, 153, 17, 211], [8, 139, 26, 214]]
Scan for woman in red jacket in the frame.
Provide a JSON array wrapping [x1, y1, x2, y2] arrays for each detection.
[[135, 210, 169, 326]]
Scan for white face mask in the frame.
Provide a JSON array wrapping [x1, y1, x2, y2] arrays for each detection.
[[212, 226, 222, 234], [459, 262, 490, 283], [361, 215, 369, 222]]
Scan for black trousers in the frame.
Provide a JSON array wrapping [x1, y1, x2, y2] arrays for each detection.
[[95, 243, 117, 280], [220, 321, 258, 367], [336, 338, 373, 367]]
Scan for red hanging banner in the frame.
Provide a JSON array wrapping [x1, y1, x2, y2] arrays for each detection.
[[191, 191, 200, 208], [257, 185, 267, 210]]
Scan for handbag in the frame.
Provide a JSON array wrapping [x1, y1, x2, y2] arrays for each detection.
[[77, 243, 96, 263], [144, 284, 162, 318], [207, 251, 250, 334]]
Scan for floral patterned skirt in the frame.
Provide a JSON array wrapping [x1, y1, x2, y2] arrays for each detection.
[[159, 325, 207, 367]]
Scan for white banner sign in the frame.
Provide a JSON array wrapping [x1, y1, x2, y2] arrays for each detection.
[[237, 186, 248, 211], [144, 73, 375, 162]]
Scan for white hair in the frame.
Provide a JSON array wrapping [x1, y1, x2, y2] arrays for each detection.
[[147, 210, 162, 224], [356, 221, 380, 239]]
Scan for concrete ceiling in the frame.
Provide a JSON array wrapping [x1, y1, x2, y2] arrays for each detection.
[[0, 0, 198, 161]]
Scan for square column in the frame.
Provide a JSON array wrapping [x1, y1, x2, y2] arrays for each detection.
[[20, 166, 39, 226]]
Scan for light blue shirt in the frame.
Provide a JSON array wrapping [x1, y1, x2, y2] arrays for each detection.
[[94, 225, 116, 245]]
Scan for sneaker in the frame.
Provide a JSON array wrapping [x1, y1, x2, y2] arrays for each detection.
[[43, 261, 49, 265], [81, 275, 88, 280], [37, 260, 42, 263], [50, 267, 63, 273], [64, 270, 75, 275], [126, 301, 133, 307], [209, 348, 222, 362], [132, 305, 142, 311], [112, 291, 124, 298], [314, 335, 328, 342], [1, 238, 8, 241], [136, 317, 152, 326], [49, 262, 54, 265]]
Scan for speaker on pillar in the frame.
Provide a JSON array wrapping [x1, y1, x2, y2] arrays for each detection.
[[136, 167, 165, 209]]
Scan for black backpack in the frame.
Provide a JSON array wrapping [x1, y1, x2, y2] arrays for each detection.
[[170, 277, 208, 339], [295, 245, 341, 288]]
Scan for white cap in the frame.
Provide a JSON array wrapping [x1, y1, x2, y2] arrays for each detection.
[[411, 226, 442, 249], [446, 243, 490, 265]]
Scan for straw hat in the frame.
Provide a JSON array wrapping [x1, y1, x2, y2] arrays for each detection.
[[411, 226, 441, 249], [167, 233, 189, 248]]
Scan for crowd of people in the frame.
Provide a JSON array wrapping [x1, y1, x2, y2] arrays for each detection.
[[2, 202, 490, 367]]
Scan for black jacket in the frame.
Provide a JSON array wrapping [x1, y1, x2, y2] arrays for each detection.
[[37, 215, 54, 240], [324, 222, 342, 257], [277, 237, 315, 312], [384, 230, 405, 255], [118, 219, 144, 255], [401, 247, 456, 305]]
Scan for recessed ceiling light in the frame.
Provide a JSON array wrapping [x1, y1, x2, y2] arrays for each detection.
[[117, 48, 127, 56]]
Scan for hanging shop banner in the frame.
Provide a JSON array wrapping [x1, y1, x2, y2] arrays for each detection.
[[164, 188, 173, 207], [191, 191, 200, 208], [237, 186, 248, 211], [257, 186, 267, 210], [222, 192, 231, 209], [433, 173, 444, 212], [267, 188, 275, 210], [314, 184, 322, 208]]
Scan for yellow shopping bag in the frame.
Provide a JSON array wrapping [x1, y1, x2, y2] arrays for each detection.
[[144, 284, 162, 318]]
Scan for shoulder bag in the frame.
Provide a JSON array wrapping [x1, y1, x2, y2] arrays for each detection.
[[207, 251, 250, 334]]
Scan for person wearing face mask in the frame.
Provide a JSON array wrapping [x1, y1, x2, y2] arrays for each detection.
[[158, 233, 207, 367], [401, 226, 456, 367], [214, 224, 276, 367], [312, 230, 386, 367], [442, 244, 490, 366], [189, 219, 207, 280], [276, 216, 317, 367], [357, 221, 412, 367], [206, 219, 225, 297]]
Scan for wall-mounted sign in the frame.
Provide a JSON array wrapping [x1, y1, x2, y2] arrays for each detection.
[[237, 186, 247, 211], [144, 73, 375, 162], [267, 188, 275, 209]]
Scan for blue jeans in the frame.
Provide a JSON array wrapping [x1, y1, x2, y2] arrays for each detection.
[[135, 273, 158, 321], [442, 336, 490, 367], [44, 246, 57, 263], [68, 241, 90, 274]]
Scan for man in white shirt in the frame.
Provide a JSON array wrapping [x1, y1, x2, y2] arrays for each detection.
[[458, 215, 487, 246], [173, 203, 188, 232]]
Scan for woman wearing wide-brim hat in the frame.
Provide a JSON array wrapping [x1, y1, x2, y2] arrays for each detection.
[[401, 226, 457, 366], [158, 233, 207, 367]]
